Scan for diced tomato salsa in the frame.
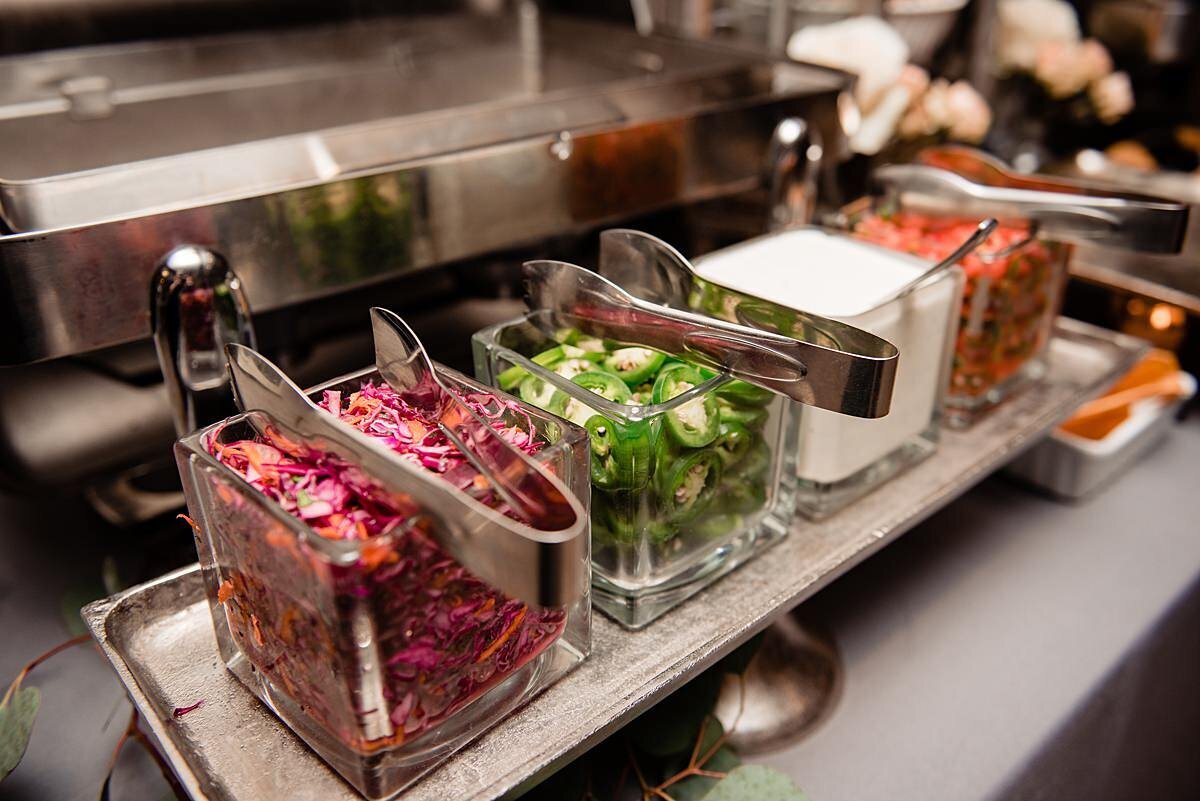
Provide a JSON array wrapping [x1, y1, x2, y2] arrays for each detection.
[[852, 211, 1066, 401]]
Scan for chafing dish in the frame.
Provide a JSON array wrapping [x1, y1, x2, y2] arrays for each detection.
[[0, 8, 852, 511], [0, 12, 850, 366]]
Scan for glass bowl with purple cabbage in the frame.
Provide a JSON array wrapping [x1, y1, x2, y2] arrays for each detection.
[[175, 364, 591, 800]]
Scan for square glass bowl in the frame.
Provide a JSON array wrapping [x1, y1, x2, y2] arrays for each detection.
[[692, 227, 964, 518], [174, 367, 591, 800], [472, 312, 798, 628], [843, 200, 1069, 427]]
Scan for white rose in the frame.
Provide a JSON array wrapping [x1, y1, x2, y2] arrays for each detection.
[[852, 84, 916, 154], [788, 16, 909, 113], [897, 64, 931, 97], [1090, 71, 1134, 124], [898, 102, 934, 140], [1034, 40, 1090, 98], [945, 81, 992, 143], [997, 0, 1082, 72], [1079, 39, 1114, 84], [921, 79, 955, 132]]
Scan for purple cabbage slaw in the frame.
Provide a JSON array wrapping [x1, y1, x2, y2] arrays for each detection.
[[207, 380, 565, 751]]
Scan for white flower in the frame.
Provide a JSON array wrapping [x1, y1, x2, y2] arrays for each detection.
[[923, 79, 955, 130], [1090, 71, 1134, 124], [945, 81, 992, 143], [897, 79, 992, 144], [788, 16, 909, 113], [1034, 40, 1091, 98], [897, 64, 931, 97], [851, 65, 932, 154], [1079, 39, 1114, 84], [852, 84, 915, 154], [997, 0, 1081, 72]]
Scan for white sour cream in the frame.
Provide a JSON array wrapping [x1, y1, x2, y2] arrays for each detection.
[[696, 228, 963, 487]]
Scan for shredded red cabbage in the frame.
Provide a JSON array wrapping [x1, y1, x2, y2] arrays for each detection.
[[207, 379, 564, 751], [173, 700, 204, 718]]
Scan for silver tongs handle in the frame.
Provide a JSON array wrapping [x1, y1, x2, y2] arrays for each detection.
[[592, 229, 901, 419], [875, 161, 1188, 254], [369, 307, 578, 532], [524, 257, 899, 418], [525, 258, 807, 379], [151, 245, 256, 436]]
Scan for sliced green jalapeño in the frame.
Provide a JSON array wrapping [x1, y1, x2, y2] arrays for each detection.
[[713, 420, 755, 467], [715, 379, 774, 408], [585, 415, 651, 491], [518, 374, 557, 408], [656, 448, 722, 523], [652, 363, 720, 448], [551, 370, 633, 427], [603, 346, 667, 386], [716, 398, 768, 430]]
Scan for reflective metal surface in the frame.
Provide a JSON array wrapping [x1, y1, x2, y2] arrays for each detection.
[[524, 258, 809, 385], [1051, 150, 1200, 315], [369, 307, 577, 532], [220, 339, 588, 609], [84, 318, 1147, 801], [150, 245, 255, 435], [594, 229, 900, 417], [713, 614, 842, 754], [878, 147, 1189, 253], [0, 14, 850, 365], [765, 116, 822, 231]]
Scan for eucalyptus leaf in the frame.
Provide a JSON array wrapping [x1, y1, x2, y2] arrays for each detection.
[[668, 744, 741, 801], [627, 669, 722, 758], [694, 717, 726, 765], [699, 765, 809, 801], [60, 583, 105, 638], [0, 686, 42, 780]]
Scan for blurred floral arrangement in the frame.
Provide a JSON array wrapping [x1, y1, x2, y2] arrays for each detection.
[[996, 0, 1133, 125], [787, 16, 991, 156]]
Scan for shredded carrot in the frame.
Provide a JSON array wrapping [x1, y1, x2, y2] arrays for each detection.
[[476, 608, 526, 663]]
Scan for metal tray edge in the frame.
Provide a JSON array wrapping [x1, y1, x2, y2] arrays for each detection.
[[83, 563, 211, 801]]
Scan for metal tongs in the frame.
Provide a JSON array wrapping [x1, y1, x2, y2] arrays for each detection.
[[223, 308, 588, 608], [876, 145, 1189, 254], [524, 235, 901, 419]]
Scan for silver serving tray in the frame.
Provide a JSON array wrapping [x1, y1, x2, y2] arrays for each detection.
[[84, 318, 1146, 801]]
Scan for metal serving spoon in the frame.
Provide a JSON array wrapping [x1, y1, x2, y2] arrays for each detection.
[[586, 230, 902, 419], [873, 217, 998, 306], [368, 306, 576, 531], [224, 342, 587, 608]]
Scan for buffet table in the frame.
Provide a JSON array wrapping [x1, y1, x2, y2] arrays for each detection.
[[2, 418, 1197, 800], [765, 414, 1200, 801]]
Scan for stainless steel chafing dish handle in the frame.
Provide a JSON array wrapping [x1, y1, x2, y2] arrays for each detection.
[[151, 245, 256, 436], [874, 156, 1189, 254], [224, 343, 588, 610], [766, 117, 822, 231]]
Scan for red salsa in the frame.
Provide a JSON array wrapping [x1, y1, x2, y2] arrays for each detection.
[[852, 211, 1065, 400]]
